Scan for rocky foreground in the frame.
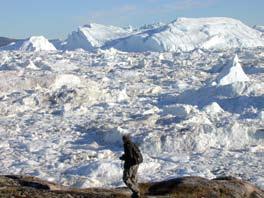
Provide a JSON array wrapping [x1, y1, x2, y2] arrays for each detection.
[[0, 175, 263, 198]]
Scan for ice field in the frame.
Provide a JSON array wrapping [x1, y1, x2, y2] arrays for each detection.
[[0, 48, 263, 189], [0, 17, 263, 189]]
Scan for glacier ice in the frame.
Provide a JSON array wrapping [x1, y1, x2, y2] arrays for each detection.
[[0, 31, 263, 190], [214, 54, 250, 86], [112, 17, 264, 52], [0, 36, 56, 51], [2, 17, 262, 53], [62, 23, 133, 51]]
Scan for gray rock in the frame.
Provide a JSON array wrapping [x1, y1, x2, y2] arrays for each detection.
[[0, 175, 263, 198]]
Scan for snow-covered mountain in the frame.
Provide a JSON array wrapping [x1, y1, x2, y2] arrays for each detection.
[[1, 17, 263, 52], [0, 36, 56, 51], [61, 23, 133, 51], [112, 17, 264, 52]]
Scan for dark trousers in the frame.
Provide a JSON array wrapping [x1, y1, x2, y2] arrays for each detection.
[[123, 164, 140, 194]]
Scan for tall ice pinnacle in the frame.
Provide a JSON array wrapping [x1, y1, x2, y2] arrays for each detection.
[[214, 54, 250, 86]]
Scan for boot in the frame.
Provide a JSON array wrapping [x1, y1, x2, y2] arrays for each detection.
[[131, 191, 140, 198]]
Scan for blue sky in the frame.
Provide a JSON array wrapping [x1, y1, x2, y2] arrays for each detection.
[[0, 0, 263, 39]]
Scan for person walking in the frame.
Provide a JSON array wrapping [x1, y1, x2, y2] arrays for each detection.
[[120, 135, 143, 198]]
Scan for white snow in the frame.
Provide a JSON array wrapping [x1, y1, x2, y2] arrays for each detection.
[[258, 111, 264, 120], [1, 18, 264, 53], [26, 60, 39, 70], [20, 36, 56, 51], [0, 48, 263, 189], [0, 19, 263, 190], [52, 74, 82, 90], [112, 17, 264, 52], [161, 104, 196, 118], [253, 25, 264, 32], [214, 54, 250, 86], [203, 102, 224, 115], [0, 36, 56, 51], [62, 23, 132, 51]]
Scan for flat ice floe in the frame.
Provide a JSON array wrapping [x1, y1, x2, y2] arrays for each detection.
[[0, 48, 263, 190]]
